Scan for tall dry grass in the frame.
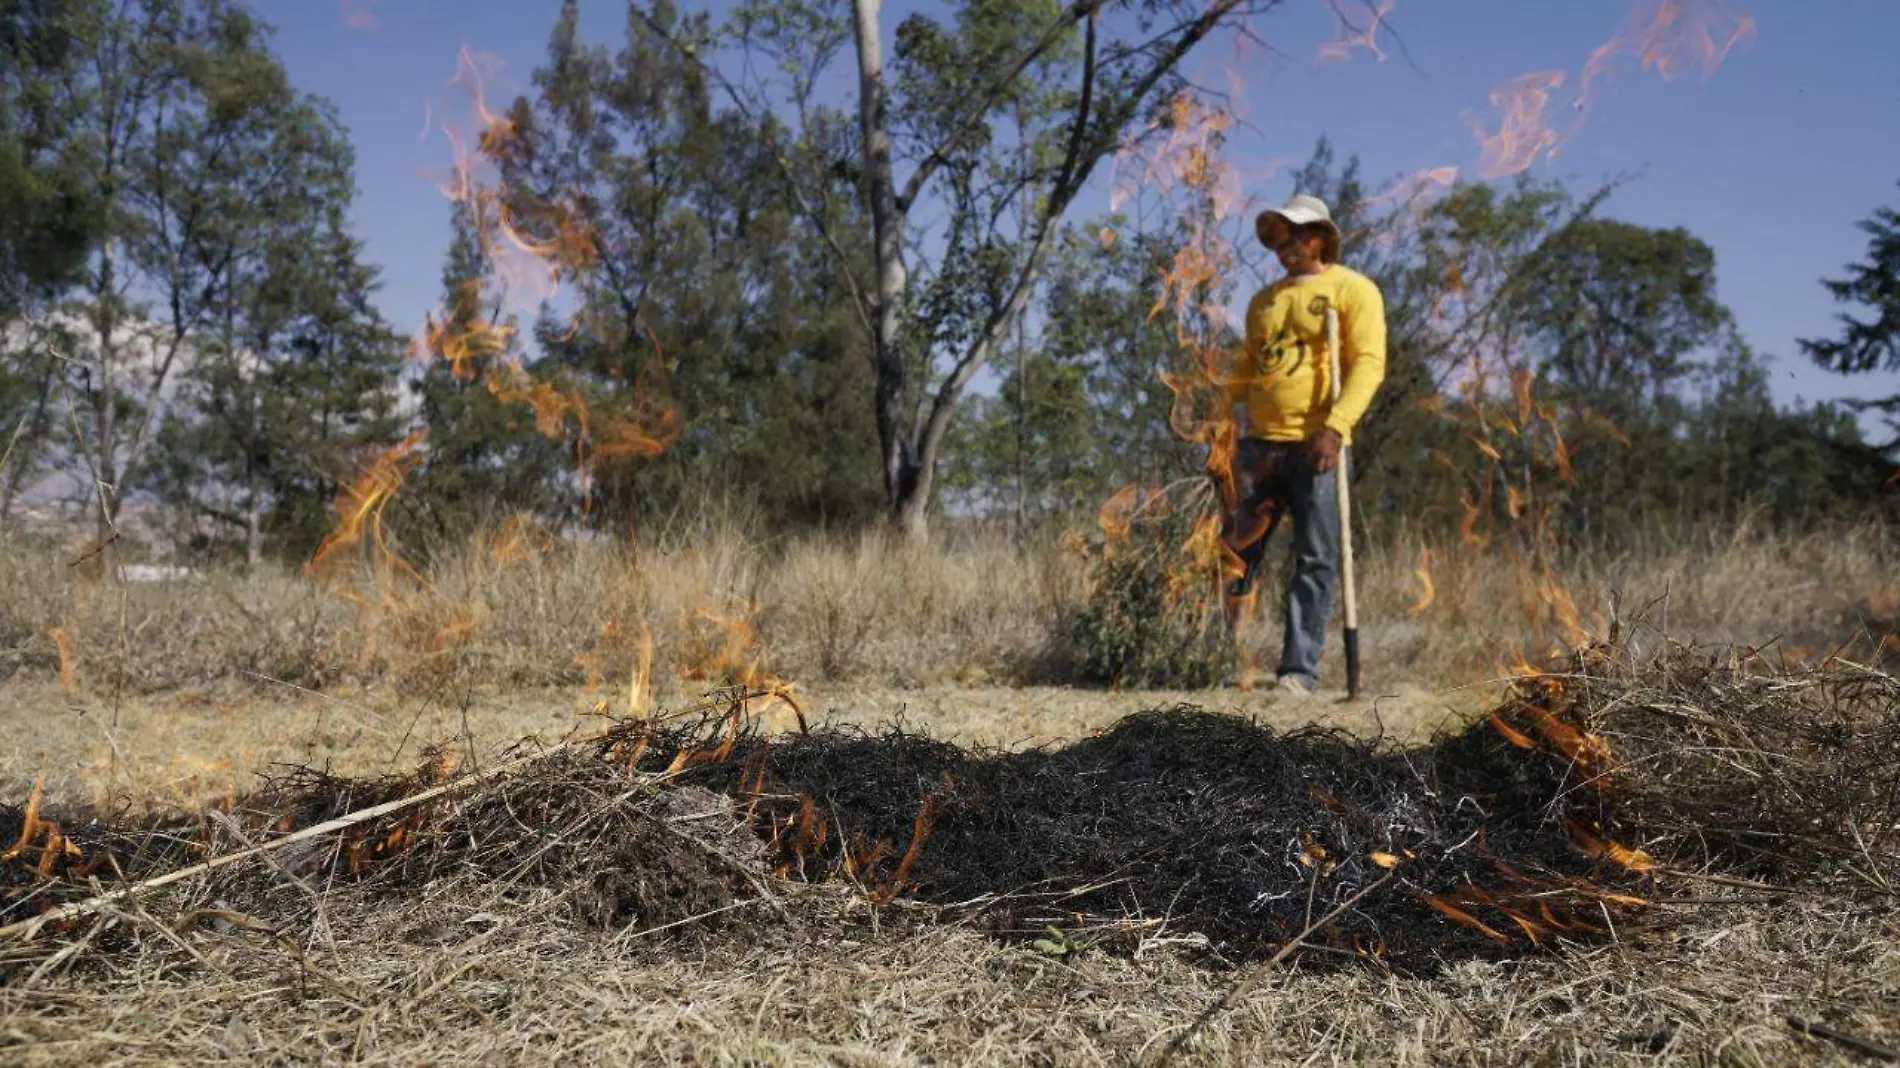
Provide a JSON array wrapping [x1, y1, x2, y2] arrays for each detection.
[[2, 515, 1894, 697]]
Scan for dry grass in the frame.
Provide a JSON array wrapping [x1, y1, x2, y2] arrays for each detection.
[[1, 656, 1897, 1067], [1, 889, 1894, 1067], [3, 518, 1895, 698], [2, 519, 1898, 1066]]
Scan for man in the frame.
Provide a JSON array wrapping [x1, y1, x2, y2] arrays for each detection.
[[1221, 193, 1386, 695]]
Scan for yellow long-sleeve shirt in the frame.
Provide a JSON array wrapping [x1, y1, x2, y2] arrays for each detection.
[[1226, 263, 1387, 445]]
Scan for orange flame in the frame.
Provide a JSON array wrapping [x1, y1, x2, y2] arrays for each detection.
[[3, 780, 83, 877], [306, 430, 429, 590], [867, 783, 947, 906], [485, 512, 552, 568], [50, 626, 76, 693], [1565, 818, 1658, 872], [629, 624, 654, 719], [1316, 0, 1395, 65], [1580, 0, 1756, 99], [1469, 70, 1567, 179], [416, 46, 681, 508], [1405, 547, 1435, 616], [1472, 1, 1753, 178]]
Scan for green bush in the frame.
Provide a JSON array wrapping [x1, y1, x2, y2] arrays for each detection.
[[1061, 509, 1234, 689]]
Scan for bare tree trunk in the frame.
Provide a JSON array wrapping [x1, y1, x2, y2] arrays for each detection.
[[850, 0, 921, 535], [0, 357, 56, 523], [90, 253, 120, 575], [246, 466, 264, 568]]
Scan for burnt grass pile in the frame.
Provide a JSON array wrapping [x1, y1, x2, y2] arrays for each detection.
[[2, 640, 1896, 974]]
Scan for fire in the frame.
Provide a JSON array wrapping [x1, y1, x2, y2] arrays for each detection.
[[1565, 818, 1658, 872], [1580, 0, 1757, 97], [1356, 166, 1458, 242], [3, 780, 84, 879], [416, 46, 681, 510], [303, 43, 686, 675], [1315, 0, 1395, 65], [1472, 0, 1754, 178], [1404, 547, 1434, 616], [1061, 91, 1258, 667], [485, 512, 552, 568], [49, 626, 76, 693], [677, 600, 804, 731], [305, 430, 429, 593], [1470, 70, 1567, 180], [1428, 858, 1649, 946]]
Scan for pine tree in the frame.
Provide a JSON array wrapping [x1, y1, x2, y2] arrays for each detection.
[[1800, 183, 1900, 453]]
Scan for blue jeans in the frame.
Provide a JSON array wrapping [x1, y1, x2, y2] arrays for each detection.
[[1222, 438, 1339, 688]]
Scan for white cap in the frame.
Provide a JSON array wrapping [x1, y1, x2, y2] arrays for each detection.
[[1260, 193, 1337, 230], [1256, 194, 1342, 261]]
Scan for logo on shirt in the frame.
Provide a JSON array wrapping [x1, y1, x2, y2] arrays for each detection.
[[1261, 327, 1308, 378]]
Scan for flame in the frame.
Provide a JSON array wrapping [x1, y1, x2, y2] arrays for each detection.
[[867, 782, 947, 906], [1428, 860, 1649, 947], [486, 512, 552, 567], [3, 779, 45, 861], [307, 44, 684, 669], [1580, 0, 1756, 99], [50, 626, 76, 693], [1315, 0, 1395, 65], [3, 780, 84, 877], [1097, 484, 1170, 550], [1472, 1, 1754, 178], [306, 431, 430, 594], [416, 46, 681, 509], [678, 600, 802, 730], [1405, 547, 1434, 616], [1469, 70, 1567, 179], [307, 430, 429, 590], [1565, 818, 1658, 872], [1357, 166, 1458, 235], [629, 624, 654, 719]]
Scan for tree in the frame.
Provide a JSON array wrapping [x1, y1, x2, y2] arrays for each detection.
[[697, 0, 1276, 533], [24, 0, 375, 567], [1800, 183, 1900, 453], [1518, 219, 1730, 423], [441, 0, 882, 533], [406, 201, 572, 544], [0, 0, 106, 520], [0, 0, 102, 318], [150, 201, 406, 564]]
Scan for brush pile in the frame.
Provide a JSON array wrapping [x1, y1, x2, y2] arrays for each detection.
[[2, 642, 1895, 976]]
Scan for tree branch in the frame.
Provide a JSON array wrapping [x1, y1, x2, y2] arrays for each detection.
[[895, 0, 1107, 214], [626, 7, 876, 342]]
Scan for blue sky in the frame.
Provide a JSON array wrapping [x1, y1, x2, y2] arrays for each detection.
[[253, 0, 1900, 434]]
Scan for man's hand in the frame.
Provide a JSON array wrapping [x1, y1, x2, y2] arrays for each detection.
[[1309, 428, 1342, 473]]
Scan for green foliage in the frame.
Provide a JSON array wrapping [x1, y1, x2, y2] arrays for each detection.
[[1800, 182, 1900, 450], [1060, 510, 1233, 689], [0, 0, 103, 317], [408, 0, 884, 535], [1, 1, 1890, 561]]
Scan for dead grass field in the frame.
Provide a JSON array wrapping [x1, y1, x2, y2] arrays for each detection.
[[1, 523, 1897, 1066]]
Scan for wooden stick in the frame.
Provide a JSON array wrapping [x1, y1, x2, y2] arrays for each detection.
[[1324, 305, 1361, 698], [1786, 1016, 1900, 1063]]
